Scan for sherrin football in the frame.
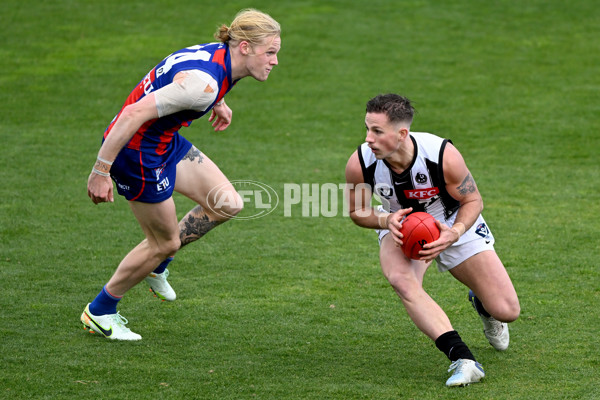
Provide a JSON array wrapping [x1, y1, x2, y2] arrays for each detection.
[[399, 212, 440, 260]]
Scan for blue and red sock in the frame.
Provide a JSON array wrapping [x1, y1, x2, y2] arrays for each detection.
[[88, 257, 174, 315], [89, 285, 122, 316]]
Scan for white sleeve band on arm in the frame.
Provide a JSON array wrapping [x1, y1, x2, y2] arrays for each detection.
[[154, 70, 219, 117]]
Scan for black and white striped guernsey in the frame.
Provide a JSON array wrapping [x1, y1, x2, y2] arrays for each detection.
[[357, 132, 460, 224]]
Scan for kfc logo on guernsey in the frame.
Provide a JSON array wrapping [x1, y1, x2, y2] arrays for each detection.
[[404, 187, 440, 200]]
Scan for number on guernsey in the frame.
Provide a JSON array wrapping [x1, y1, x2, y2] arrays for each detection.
[[156, 46, 212, 78]]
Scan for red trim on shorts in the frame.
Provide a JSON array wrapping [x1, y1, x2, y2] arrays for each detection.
[[130, 151, 146, 201]]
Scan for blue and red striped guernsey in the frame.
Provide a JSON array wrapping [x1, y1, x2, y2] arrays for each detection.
[[104, 42, 236, 156]]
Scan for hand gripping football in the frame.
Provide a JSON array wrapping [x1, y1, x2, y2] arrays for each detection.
[[399, 212, 440, 260]]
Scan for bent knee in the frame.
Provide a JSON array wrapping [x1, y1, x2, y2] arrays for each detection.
[[386, 273, 420, 301], [158, 236, 181, 258], [223, 196, 243, 218], [209, 190, 244, 221], [505, 301, 521, 322], [490, 299, 520, 323]]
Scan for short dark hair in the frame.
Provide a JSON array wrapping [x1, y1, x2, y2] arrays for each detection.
[[366, 94, 415, 125]]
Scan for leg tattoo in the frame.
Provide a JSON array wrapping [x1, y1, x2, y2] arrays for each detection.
[[179, 205, 220, 247], [181, 146, 204, 164]]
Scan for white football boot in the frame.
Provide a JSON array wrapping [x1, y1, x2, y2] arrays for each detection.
[[446, 359, 485, 387], [145, 269, 176, 301], [81, 304, 142, 341], [469, 290, 509, 351]]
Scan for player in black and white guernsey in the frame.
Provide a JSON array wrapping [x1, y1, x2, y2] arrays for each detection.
[[345, 94, 520, 387]]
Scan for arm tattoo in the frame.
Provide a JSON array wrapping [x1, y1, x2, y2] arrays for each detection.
[[181, 146, 204, 164], [457, 173, 477, 196]]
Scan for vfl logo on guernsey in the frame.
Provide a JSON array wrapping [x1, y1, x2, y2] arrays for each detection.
[[404, 187, 439, 199]]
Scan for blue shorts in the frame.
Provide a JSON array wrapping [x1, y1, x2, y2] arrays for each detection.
[[110, 134, 193, 203]]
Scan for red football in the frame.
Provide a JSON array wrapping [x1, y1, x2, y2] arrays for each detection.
[[399, 212, 440, 260]]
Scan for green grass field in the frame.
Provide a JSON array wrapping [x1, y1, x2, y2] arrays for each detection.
[[1, 0, 599, 399]]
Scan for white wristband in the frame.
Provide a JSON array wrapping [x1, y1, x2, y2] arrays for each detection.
[[451, 222, 466, 237], [97, 156, 113, 166], [378, 213, 391, 230], [92, 168, 110, 177]]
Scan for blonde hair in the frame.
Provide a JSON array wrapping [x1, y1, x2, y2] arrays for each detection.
[[214, 8, 281, 45]]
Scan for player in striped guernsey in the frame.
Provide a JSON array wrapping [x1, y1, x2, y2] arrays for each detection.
[[82, 9, 281, 340], [345, 94, 520, 386]]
